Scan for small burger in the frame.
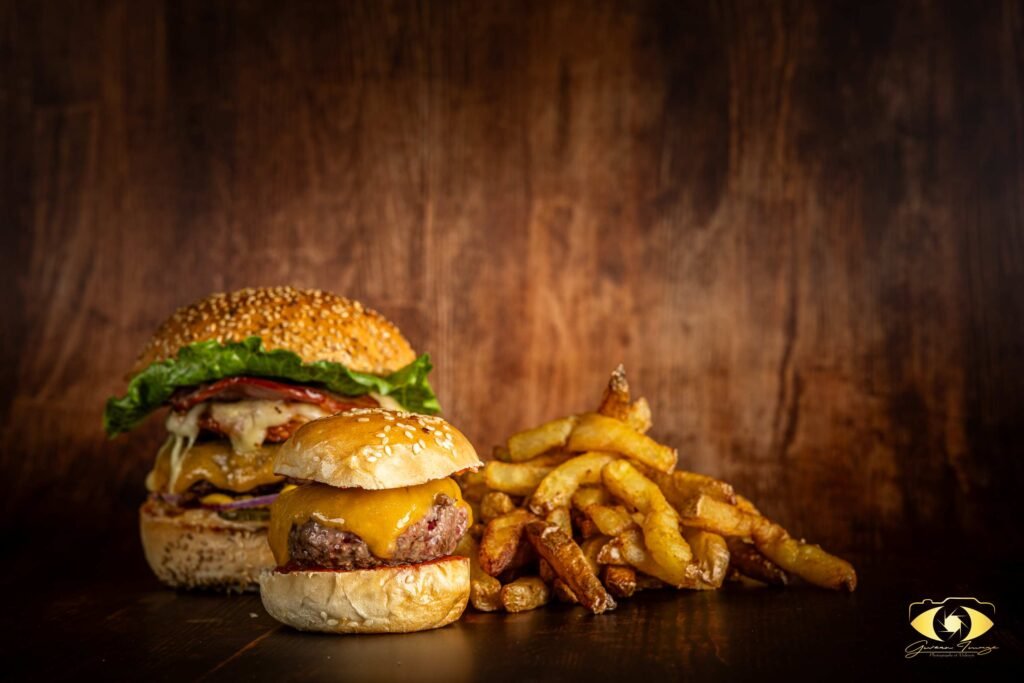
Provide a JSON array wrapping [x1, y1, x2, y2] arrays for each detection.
[[105, 286, 439, 591], [260, 408, 481, 634]]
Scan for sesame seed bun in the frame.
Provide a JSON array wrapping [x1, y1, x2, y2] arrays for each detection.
[[131, 286, 416, 376], [259, 557, 470, 633], [273, 409, 482, 489], [139, 499, 275, 592]]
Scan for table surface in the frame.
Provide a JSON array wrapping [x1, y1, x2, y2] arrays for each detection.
[[11, 555, 1022, 682]]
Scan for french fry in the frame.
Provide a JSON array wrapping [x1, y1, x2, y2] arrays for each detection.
[[640, 465, 736, 506], [478, 509, 538, 577], [603, 565, 637, 598], [571, 508, 600, 538], [597, 365, 632, 421], [624, 397, 652, 434], [680, 528, 730, 589], [677, 493, 759, 537], [546, 506, 572, 535], [596, 536, 625, 566], [681, 494, 856, 591], [602, 460, 693, 581], [751, 524, 857, 592], [524, 521, 616, 614], [585, 504, 638, 537], [500, 577, 551, 612], [529, 452, 617, 515], [725, 537, 788, 586], [538, 558, 556, 583], [568, 413, 677, 472], [456, 468, 489, 502], [455, 534, 502, 611], [571, 486, 609, 510], [610, 529, 704, 589], [483, 461, 553, 496], [507, 416, 578, 461], [480, 491, 517, 523], [492, 444, 512, 462]]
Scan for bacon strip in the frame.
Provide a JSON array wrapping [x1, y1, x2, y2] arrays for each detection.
[[169, 377, 377, 414]]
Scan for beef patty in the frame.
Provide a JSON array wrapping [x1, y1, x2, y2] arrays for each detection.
[[286, 493, 469, 570]]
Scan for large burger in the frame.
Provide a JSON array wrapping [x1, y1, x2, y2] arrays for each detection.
[[105, 286, 439, 591], [260, 408, 481, 633]]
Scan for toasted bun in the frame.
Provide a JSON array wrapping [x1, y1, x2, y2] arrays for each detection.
[[131, 286, 416, 376], [273, 408, 482, 489], [139, 500, 275, 592], [260, 556, 469, 633]]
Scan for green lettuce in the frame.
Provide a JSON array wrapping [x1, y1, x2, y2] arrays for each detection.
[[104, 336, 440, 437]]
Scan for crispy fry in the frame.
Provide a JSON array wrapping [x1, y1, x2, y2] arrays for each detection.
[[483, 461, 553, 496], [634, 573, 667, 591], [538, 558, 556, 583], [568, 413, 677, 472], [571, 486, 609, 510], [751, 523, 857, 591], [500, 576, 550, 612], [507, 416, 578, 462], [680, 528, 730, 589], [585, 504, 638, 537], [479, 491, 517, 523], [602, 460, 693, 579], [455, 534, 502, 611], [677, 493, 759, 537], [610, 529, 704, 589], [492, 444, 512, 462], [478, 509, 538, 577], [572, 508, 600, 538], [734, 494, 761, 515], [529, 452, 618, 515], [524, 521, 616, 614], [640, 465, 736, 506], [624, 397, 652, 434], [725, 537, 788, 586], [603, 565, 637, 598], [456, 468, 489, 503], [595, 535, 625, 565], [681, 494, 856, 591], [546, 506, 572, 535], [468, 522, 485, 541], [597, 365, 632, 420]]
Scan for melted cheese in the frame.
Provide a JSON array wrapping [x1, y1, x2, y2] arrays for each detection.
[[267, 478, 471, 565], [161, 399, 328, 491], [146, 440, 283, 495], [207, 400, 328, 454]]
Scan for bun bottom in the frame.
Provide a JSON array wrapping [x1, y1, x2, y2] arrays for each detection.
[[260, 556, 470, 634], [139, 500, 275, 592]]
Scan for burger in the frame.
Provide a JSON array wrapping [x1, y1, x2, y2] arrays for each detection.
[[259, 408, 481, 633], [104, 286, 440, 591]]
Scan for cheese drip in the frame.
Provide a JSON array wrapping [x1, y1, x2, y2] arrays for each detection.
[[162, 399, 328, 491], [146, 440, 283, 495], [267, 478, 471, 565]]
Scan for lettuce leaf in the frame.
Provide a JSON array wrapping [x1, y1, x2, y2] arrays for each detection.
[[103, 336, 440, 436]]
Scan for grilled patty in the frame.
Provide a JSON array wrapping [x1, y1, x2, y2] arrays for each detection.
[[286, 493, 469, 570]]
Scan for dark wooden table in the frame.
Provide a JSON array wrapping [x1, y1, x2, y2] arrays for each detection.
[[10, 553, 1021, 681]]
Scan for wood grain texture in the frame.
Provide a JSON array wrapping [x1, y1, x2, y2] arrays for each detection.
[[2, 0, 1023, 566]]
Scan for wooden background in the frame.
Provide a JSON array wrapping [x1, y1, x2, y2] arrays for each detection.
[[2, 0, 1023, 570]]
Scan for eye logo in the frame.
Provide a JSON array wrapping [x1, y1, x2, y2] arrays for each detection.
[[906, 597, 998, 658]]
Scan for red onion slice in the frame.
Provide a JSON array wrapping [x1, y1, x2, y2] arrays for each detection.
[[201, 493, 280, 510]]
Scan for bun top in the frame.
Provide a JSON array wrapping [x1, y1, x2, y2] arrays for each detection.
[[274, 409, 482, 489], [132, 287, 416, 375]]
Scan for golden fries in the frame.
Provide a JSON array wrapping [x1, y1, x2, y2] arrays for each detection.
[[603, 460, 693, 581], [568, 413, 677, 472], [507, 416, 577, 461], [455, 534, 502, 611], [602, 565, 637, 598], [480, 491, 517, 523], [529, 452, 617, 515], [500, 576, 551, 612], [725, 537, 788, 586], [478, 509, 537, 577], [524, 521, 616, 614], [483, 461, 553, 496], [455, 365, 856, 614]]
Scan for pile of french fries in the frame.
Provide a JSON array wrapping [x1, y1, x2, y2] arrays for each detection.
[[455, 366, 857, 615]]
